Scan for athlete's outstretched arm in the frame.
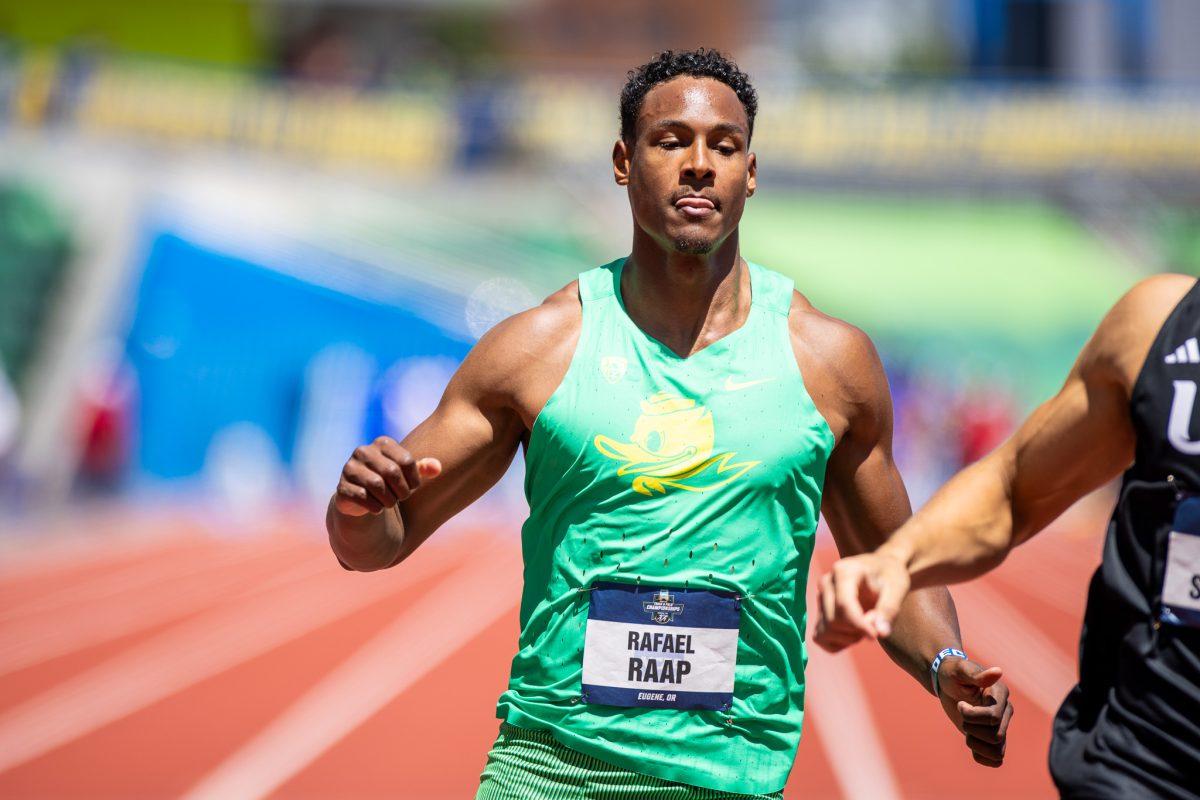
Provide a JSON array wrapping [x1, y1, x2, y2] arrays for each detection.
[[817, 274, 1192, 642], [327, 289, 579, 571], [812, 321, 1013, 766]]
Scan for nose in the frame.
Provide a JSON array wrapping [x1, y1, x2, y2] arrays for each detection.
[[681, 140, 714, 182]]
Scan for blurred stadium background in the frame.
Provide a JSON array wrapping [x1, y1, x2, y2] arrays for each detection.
[[0, 1, 1198, 797]]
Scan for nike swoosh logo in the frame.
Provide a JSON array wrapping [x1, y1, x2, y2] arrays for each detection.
[[723, 376, 776, 391]]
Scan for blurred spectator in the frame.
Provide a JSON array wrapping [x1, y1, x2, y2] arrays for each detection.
[[282, 19, 368, 87], [954, 381, 1018, 468], [75, 346, 135, 495]]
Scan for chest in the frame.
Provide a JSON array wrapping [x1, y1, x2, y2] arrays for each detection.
[[534, 351, 830, 500]]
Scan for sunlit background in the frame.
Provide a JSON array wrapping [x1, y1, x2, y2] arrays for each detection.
[[1, 1, 1198, 797]]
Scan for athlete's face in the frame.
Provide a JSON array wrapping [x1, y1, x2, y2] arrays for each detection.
[[614, 76, 756, 255]]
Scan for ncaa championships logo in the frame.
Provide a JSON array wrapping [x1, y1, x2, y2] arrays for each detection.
[[643, 589, 685, 624]]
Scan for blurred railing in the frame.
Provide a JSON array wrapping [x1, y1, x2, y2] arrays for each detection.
[[5, 50, 1200, 182], [518, 79, 1200, 181], [6, 52, 458, 173]]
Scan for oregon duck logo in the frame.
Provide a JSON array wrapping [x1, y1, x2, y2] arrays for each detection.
[[594, 391, 760, 495]]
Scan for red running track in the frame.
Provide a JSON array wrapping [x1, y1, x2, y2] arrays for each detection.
[[0, 503, 1105, 799]]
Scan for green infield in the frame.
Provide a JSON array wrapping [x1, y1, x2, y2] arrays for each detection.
[[347, 186, 1145, 402], [742, 193, 1135, 341]]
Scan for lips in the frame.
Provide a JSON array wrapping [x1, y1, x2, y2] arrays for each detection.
[[674, 195, 717, 219]]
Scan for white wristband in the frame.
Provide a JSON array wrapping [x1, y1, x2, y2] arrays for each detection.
[[930, 647, 967, 696]]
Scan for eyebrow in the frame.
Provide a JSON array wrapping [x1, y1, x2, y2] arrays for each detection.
[[652, 119, 747, 137]]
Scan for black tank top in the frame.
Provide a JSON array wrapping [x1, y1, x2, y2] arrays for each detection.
[[1050, 279, 1200, 799]]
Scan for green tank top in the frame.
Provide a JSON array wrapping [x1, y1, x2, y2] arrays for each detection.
[[496, 258, 834, 795]]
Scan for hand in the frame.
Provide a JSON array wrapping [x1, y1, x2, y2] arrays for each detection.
[[937, 658, 1014, 767], [814, 551, 911, 652], [334, 436, 442, 517]]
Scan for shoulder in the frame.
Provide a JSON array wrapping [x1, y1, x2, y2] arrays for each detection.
[[482, 281, 582, 349], [786, 290, 888, 442], [1103, 273, 1193, 333], [1084, 273, 1195, 390], [452, 280, 582, 401], [788, 292, 880, 370]]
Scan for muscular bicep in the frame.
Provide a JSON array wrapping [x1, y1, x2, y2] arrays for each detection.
[[390, 286, 579, 557], [396, 379, 525, 551], [816, 329, 913, 555], [823, 424, 913, 556], [1003, 274, 1192, 541], [1004, 360, 1135, 543]]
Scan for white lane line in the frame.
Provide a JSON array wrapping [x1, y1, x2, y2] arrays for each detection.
[[804, 646, 903, 800], [994, 527, 1102, 618], [0, 552, 331, 677], [0, 515, 199, 580], [950, 581, 1078, 716], [991, 551, 1091, 618], [1006, 523, 1102, 578], [0, 541, 246, 625], [181, 545, 521, 800], [0, 540, 469, 775], [806, 548, 902, 800]]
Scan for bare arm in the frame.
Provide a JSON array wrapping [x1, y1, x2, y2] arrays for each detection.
[[815, 324, 962, 689], [328, 287, 580, 571], [812, 321, 1013, 765], [879, 274, 1191, 591], [803, 314, 1015, 765], [818, 274, 1194, 646]]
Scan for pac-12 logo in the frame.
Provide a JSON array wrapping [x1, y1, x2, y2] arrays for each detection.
[[600, 356, 628, 384], [643, 589, 684, 624]]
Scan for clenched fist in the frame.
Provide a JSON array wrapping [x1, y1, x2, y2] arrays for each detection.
[[334, 436, 442, 517]]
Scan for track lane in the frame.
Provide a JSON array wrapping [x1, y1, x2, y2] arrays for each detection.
[[0, 510, 1102, 798]]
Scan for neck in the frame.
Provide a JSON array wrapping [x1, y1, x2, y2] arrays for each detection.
[[622, 227, 749, 357]]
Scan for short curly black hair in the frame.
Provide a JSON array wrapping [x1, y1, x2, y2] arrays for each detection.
[[619, 48, 757, 144]]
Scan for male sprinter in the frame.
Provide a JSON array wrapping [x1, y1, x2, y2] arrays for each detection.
[[816, 274, 1200, 798], [329, 49, 1012, 798]]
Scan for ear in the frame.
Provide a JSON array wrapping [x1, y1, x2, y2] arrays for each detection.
[[613, 139, 631, 186], [746, 151, 757, 198]]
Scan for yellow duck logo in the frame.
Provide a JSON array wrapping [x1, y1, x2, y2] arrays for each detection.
[[594, 391, 760, 495]]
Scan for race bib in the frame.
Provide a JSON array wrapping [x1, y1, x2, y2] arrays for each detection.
[[580, 581, 740, 710], [1161, 496, 1200, 629]]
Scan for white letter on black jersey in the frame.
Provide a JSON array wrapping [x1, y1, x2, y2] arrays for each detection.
[[1168, 380, 1200, 455]]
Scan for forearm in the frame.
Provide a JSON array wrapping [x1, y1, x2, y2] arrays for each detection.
[[880, 453, 1018, 590], [326, 498, 406, 572], [879, 586, 962, 694]]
